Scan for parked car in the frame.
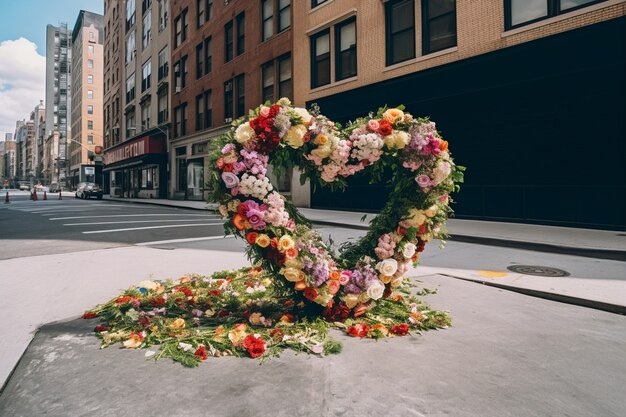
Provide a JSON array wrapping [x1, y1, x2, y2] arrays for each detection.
[[75, 182, 103, 199], [49, 183, 59, 193]]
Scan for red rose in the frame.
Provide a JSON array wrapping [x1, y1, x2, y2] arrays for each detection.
[[150, 296, 166, 306], [246, 232, 259, 244], [353, 303, 368, 317], [222, 163, 234, 172], [243, 334, 266, 358], [378, 120, 392, 136], [391, 323, 410, 336], [138, 315, 152, 327], [82, 312, 98, 319], [210, 289, 222, 296], [115, 296, 133, 304], [195, 345, 209, 361], [237, 203, 247, 216], [269, 328, 284, 341], [418, 224, 428, 235], [347, 323, 371, 338], [303, 287, 319, 301], [417, 240, 426, 252], [175, 287, 193, 297], [397, 226, 407, 235], [269, 104, 281, 118], [323, 302, 350, 323], [94, 325, 108, 332]]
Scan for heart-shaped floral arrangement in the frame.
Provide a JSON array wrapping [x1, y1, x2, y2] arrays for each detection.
[[210, 98, 464, 318], [84, 99, 463, 365]]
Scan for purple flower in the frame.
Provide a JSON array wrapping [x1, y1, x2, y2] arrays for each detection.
[[311, 261, 330, 287], [416, 175, 432, 188], [222, 143, 236, 154], [344, 265, 378, 294], [246, 208, 266, 229], [221, 172, 240, 189]]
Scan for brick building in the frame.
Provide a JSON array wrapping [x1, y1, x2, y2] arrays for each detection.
[[292, 0, 626, 230], [169, 0, 292, 200]]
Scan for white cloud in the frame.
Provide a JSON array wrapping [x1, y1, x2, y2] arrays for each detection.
[[0, 38, 45, 139]]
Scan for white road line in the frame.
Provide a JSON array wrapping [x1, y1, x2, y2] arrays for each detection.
[[135, 234, 235, 246], [65, 219, 225, 226], [82, 223, 224, 234], [50, 214, 219, 220]]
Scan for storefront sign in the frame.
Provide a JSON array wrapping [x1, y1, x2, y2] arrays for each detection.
[[104, 136, 166, 166], [84, 167, 95, 175]]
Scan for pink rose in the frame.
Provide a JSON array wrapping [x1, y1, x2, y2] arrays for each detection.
[[259, 106, 270, 117], [367, 119, 380, 132], [221, 172, 240, 189], [416, 175, 431, 188]]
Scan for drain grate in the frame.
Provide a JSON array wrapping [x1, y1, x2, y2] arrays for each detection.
[[506, 265, 570, 277]]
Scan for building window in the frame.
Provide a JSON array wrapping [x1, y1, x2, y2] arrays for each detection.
[[422, 0, 456, 54], [310, 29, 330, 88], [278, 0, 290, 32], [196, 94, 204, 130], [142, 59, 151, 92], [88, 135, 94, 144], [142, 11, 152, 49], [87, 74, 94, 84], [126, 30, 136, 63], [142, 0, 151, 14], [175, 8, 188, 48], [159, 0, 168, 31], [262, 61, 274, 103], [197, 0, 205, 27], [385, 0, 415, 66], [224, 80, 233, 121], [88, 44, 94, 54], [235, 74, 245, 118], [204, 36, 212, 74], [175, 56, 188, 91], [174, 102, 187, 137], [126, 73, 135, 102], [203, 90, 212, 128], [141, 101, 151, 129], [236, 13, 245, 56], [126, 110, 136, 137], [88, 120, 94, 129], [126, 0, 136, 31], [335, 17, 356, 81], [311, 0, 328, 8], [158, 90, 168, 124], [504, 0, 604, 29], [88, 90, 94, 99], [196, 42, 203, 78], [88, 59, 94, 69], [158, 46, 168, 80], [88, 105, 94, 115], [262, 0, 273, 41], [207, 0, 213, 20], [278, 54, 292, 99], [89, 31, 95, 41], [225, 21, 233, 62], [182, 8, 188, 42]]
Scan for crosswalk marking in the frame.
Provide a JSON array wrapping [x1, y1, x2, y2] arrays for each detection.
[[82, 223, 223, 234], [64, 219, 225, 226], [135, 235, 235, 246], [50, 213, 218, 220]]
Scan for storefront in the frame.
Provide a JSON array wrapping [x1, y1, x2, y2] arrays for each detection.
[[169, 127, 228, 201], [104, 130, 168, 199]]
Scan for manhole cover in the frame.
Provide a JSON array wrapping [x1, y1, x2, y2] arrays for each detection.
[[506, 265, 570, 277]]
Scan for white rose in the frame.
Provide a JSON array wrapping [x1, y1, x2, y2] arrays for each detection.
[[366, 280, 386, 300], [293, 107, 312, 124], [424, 205, 438, 218], [376, 258, 398, 276], [137, 280, 159, 290], [402, 243, 416, 259], [235, 123, 255, 144]]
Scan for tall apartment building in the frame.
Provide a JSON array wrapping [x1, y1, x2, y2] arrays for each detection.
[[169, 0, 292, 200], [103, 0, 171, 198], [70, 10, 104, 188], [31, 101, 46, 182], [45, 23, 72, 187], [25, 118, 35, 181], [292, 0, 626, 230], [13, 120, 26, 182], [0, 140, 17, 186]]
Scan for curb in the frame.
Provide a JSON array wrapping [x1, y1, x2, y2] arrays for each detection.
[[441, 274, 626, 316]]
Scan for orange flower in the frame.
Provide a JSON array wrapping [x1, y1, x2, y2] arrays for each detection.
[[383, 108, 405, 124], [279, 314, 295, 323], [285, 247, 299, 259], [440, 140, 449, 151], [329, 271, 341, 281], [372, 323, 389, 336], [233, 214, 247, 230], [294, 281, 307, 291], [328, 280, 340, 295]]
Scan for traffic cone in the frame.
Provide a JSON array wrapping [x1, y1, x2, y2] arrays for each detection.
[[43, 191, 47, 200], [59, 190, 62, 200], [32, 189, 38, 201], [4, 192, 9, 204]]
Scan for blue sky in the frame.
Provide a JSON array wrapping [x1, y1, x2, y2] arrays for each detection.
[[0, 0, 103, 139]]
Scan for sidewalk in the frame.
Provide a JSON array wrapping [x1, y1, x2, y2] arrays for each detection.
[[102, 195, 626, 315]]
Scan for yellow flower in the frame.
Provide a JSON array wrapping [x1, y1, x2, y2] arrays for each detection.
[[343, 294, 360, 309], [172, 318, 186, 329], [255, 234, 271, 248], [404, 208, 427, 227], [228, 324, 248, 347], [383, 108, 405, 124], [278, 235, 295, 251], [424, 205, 438, 217], [380, 274, 394, 284], [284, 258, 303, 269], [281, 267, 302, 282], [311, 145, 332, 159], [315, 134, 329, 146], [285, 125, 307, 148], [122, 332, 144, 349]]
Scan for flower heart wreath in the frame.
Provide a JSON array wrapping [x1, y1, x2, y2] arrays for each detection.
[[210, 98, 463, 318], [84, 98, 464, 365]]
